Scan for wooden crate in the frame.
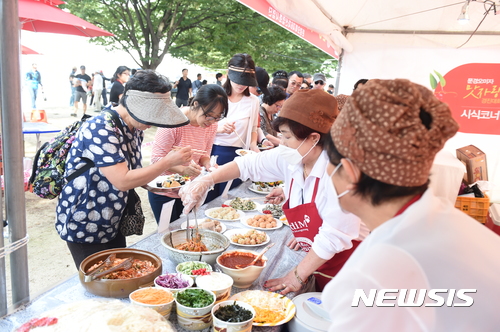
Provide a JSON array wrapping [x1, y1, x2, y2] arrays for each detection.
[[455, 194, 490, 223]]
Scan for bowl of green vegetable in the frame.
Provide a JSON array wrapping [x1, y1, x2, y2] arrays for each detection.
[[176, 261, 213, 282], [175, 288, 217, 330], [211, 300, 256, 332]]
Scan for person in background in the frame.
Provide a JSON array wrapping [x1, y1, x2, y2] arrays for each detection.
[[131, 68, 138, 77], [303, 73, 313, 86], [180, 89, 367, 293], [327, 84, 334, 95], [202, 79, 208, 85], [173, 68, 192, 107], [192, 73, 203, 96], [109, 66, 131, 105], [69, 66, 77, 107], [300, 82, 311, 90], [208, 53, 260, 199], [353, 78, 369, 91], [216, 73, 223, 86], [26, 63, 43, 109], [92, 71, 104, 112], [57, 70, 193, 268], [249, 66, 270, 98], [312, 73, 327, 91], [272, 70, 288, 90], [322, 78, 500, 331], [73, 65, 91, 117], [101, 71, 111, 106], [286, 70, 304, 98], [148, 84, 229, 223], [260, 86, 286, 146]]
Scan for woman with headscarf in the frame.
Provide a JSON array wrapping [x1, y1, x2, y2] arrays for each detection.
[[180, 89, 369, 292], [322, 79, 500, 330], [209, 53, 261, 197], [56, 70, 193, 268]]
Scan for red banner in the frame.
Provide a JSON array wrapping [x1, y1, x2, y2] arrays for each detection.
[[236, 0, 338, 58], [432, 63, 500, 135]]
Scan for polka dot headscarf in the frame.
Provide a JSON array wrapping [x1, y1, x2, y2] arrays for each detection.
[[330, 79, 459, 187]]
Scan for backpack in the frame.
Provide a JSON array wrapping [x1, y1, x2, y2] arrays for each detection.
[[29, 115, 94, 199]]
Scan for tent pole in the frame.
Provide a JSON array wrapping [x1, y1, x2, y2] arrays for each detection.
[[334, 49, 344, 96], [0, 0, 31, 310]]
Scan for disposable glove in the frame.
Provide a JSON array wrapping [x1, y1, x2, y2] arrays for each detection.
[[179, 174, 215, 214]]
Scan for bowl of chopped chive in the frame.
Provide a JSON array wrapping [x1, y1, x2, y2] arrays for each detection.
[[175, 287, 216, 330], [212, 300, 256, 332]]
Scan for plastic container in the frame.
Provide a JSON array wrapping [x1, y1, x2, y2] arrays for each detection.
[[455, 193, 490, 223], [288, 292, 329, 332]]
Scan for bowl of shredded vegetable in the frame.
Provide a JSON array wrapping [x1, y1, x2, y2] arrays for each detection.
[[129, 287, 175, 318], [161, 229, 230, 265], [154, 273, 194, 294], [78, 248, 162, 298]]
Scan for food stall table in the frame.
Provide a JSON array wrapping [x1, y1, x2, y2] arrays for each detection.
[[0, 181, 311, 331], [22, 121, 60, 152]]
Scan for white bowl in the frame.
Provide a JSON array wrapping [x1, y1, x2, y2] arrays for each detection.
[[195, 272, 234, 304], [211, 300, 256, 332], [216, 250, 267, 289], [175, 288, 216, 330], [154, 273, 194, 294], [161, 229, 230, 265], [176, 261, 213, 282], [129, 287, 175, 318]]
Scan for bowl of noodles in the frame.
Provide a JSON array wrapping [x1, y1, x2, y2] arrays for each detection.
[[78, 248, 162, 298], [161, 229, 230, 265]]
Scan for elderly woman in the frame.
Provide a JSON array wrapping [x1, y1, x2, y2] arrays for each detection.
[[56, 70, 193, 268], [322, 79, 500, 330], [181, 89, 369, 292], [259, 86, 286, 146]]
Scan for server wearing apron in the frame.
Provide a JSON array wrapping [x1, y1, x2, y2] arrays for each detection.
[[180, 89, 370, 293]]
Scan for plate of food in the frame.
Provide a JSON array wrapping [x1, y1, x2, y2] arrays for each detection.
[[223, 197, 261, 212], [145, 174, 190, 193], [224, 228, 270, 247], [205, 207, 243, 222], [229, 290, 296, 326], [279, 215, 289, 227], [235, 149, 257, 157], [241, 213, 282, 230], [258, 144, 274, 151], [259, 204, 284, 218], [181, 218, 226, 233], [248, 181, 284, 194]]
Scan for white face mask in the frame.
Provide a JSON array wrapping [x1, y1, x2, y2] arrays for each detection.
[[278, 139, 318, 165], [327, 162, 350, 199]]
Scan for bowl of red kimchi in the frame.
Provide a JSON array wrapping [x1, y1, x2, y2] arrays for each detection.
[[78, 248, 162, 298]]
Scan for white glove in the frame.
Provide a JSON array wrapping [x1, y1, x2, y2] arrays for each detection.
[[179, 174, 215, 215]]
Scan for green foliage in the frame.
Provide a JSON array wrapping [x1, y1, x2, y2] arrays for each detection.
[[63, 0, 336, 74]]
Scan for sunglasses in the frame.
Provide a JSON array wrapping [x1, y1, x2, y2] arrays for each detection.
[[314, 80, 325, 85]]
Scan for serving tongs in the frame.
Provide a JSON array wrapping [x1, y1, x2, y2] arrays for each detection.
[[185, 208, 200, 243], [84, 254, 133, 282]]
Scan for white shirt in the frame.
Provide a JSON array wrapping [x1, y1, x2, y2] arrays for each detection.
[[93, 74, 103, 91], [323, 188, 500, 331], [235, 149, 369, 258], [214, 94, 259, 148]]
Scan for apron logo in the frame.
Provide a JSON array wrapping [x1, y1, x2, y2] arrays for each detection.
[[289, 214, 311, 232], [295, 237, 313, 252]]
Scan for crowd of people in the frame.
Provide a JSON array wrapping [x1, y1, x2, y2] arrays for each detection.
[[51, 52, 500, 330]]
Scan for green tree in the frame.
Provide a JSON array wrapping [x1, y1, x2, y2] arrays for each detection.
[[64, 0, 336, 75]]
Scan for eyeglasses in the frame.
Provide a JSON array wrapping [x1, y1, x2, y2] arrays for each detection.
[[201, 106, 224, 122], [314, 80, 324, 85]]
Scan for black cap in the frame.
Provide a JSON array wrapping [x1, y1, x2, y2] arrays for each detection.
[[80, 65, 86, 70]]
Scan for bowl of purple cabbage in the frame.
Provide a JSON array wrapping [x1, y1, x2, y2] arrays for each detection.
[[154, 273, 194, 294]]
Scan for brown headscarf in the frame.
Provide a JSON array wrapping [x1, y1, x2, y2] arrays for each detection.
[[330, 79, 459, 187], [280, 89, 337, 133], [335, 94, 350, 112]]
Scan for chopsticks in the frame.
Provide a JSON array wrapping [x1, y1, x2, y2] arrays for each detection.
[[173, 146, 207, 155], [233, 130, 248, 150]]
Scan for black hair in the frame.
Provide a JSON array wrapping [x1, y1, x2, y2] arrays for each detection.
[[353, 79, 369, 91], [272, 78, 288, 89], [120, 70, 171, 107], [323, 131, 428, 206], [216, 73, 223, 79], [182, 68, 188, 72], [202, 80, 207, 85], [222, 53, 255, 97], [111, 66, 131, 83], [262, 86, 286, 106], [131, 68, 137, 76], [197, 73, 202, 77], [328, 84, 334, 88], [272, 70, 288, 79], [288, 71, 304, 79], [191, 84, 229, 118], [272, 117, 327, 147]]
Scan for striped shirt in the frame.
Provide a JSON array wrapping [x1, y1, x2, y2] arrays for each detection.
[[151, 122, 217, 175]]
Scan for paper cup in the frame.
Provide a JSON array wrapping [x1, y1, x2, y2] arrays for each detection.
[[129, 287, 175, 319], [212, 300, 256, 332], [175, 288, 216, 330]]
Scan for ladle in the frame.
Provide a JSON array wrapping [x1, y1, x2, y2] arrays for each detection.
[[236, 243, 274, 269]]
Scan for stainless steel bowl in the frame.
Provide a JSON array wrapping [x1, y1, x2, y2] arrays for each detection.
[[78, 248, 162, 298], [161, 229, 230, 265]]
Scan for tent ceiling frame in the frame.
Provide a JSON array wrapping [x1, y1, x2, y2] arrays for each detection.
[[345, 28, 500, 36]]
